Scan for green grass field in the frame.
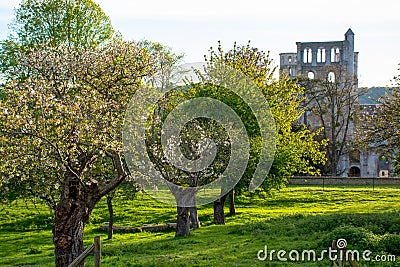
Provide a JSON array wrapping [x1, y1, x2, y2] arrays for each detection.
[[1, 186, 399, 266]]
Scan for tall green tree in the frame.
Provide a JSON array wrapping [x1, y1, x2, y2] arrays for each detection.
[[0, 0, 117, 83], [10, 0, 116, 49], [145, 94, 231, 235], [144, 42, 326, 233], [203, 42, 326, 222], [0, 41, 157, 266]]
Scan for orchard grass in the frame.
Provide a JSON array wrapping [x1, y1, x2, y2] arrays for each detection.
[[1, 185, 400, 266]]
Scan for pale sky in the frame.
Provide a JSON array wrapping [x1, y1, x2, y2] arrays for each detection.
[[1, 0, 400, 87]]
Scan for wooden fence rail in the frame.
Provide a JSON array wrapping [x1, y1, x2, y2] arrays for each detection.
[[68, 236, 101, 267]]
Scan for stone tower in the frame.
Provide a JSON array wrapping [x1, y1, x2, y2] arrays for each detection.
[[278, 29, 392, 178], [279, 28, 358, 82], [279, 29, 395, 177]]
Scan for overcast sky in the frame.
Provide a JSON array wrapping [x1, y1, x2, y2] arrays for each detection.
[[1, 0, 399, 87]]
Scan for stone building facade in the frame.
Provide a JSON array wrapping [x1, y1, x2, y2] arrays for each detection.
[[279, 29, 393, 177], [280, 29, 358, 80]]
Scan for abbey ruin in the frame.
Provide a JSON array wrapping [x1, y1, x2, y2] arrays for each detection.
[[279, 29, 392, 177]]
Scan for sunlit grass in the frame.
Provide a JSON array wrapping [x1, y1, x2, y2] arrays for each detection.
[[1, 185, 399, 266]]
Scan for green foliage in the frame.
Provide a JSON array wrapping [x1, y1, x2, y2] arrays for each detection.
[[139, 40, 185, 90], [203, 41, 326, 194], [10, 0, 117, 49], [0, 39, 21, 81], [0, 0, 118, 86], [321, 225, 400, 255], [145, 85, 232, 189]]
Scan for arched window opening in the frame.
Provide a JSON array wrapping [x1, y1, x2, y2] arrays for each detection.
[[289, 67, 293, 77], [303, 48, 312, 63], [317, 48, 326, 63], [380, 170, 389, 178], [331, 47, 340, 62], [307, 71, 315, 80], [328, 72, 335, 83], [348, 166, 361, 177], [288, 56, 292, 63]]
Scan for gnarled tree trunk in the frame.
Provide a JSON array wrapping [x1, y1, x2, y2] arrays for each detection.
[[53, 153, 126, 267], [54, 199, 87, 267], [53, 174, 98, 267]]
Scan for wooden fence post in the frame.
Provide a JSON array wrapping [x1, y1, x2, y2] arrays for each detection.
[[94, 236, 101, 267], [330, 240, 336, 267], [68, 236, 101, 267]]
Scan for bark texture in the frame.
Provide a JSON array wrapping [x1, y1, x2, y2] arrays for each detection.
[[213, 194, 228, 225], [176, 206, 190, 236], [53, 173, 99, 267], [53, 153, 126, 267], [189, 206, 200, 229], [107, 194, 114, 240], [228, 190, 236, 216]]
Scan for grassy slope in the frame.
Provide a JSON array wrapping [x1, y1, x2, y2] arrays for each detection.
[[0, 186, 399, 266]]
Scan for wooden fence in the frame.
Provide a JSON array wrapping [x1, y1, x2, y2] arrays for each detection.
[[68, 236, 101, 267]]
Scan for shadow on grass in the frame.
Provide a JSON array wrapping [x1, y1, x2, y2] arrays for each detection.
[[0, 214, 53, 232], [97, 212, 400, 266]]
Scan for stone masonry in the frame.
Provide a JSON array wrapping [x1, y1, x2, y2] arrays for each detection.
[[279, 29, 393, 177]]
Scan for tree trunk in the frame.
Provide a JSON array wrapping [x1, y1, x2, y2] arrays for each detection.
[[214, 194, 228, 225], [229, 190, 236, 216], [53, 198, 87, 267], [53, 172, 99, 267], [52, 153, 126, 266], [189, 206, 200, 229], [187, 174, 200, 229], [107, 194, 114, 240], [176, 206, 190, 236], [188, 192, 200, 230]]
